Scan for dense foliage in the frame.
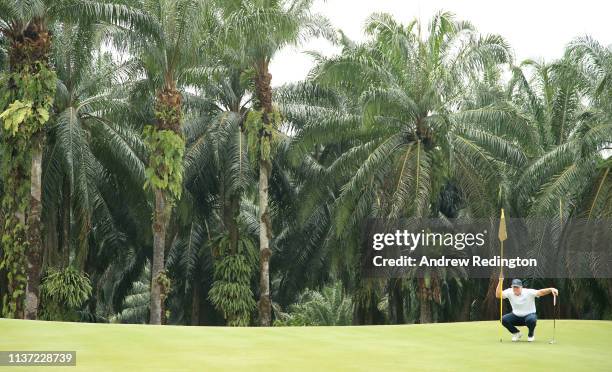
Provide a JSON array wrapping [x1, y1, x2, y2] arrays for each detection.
[[0, 1, 610, 326], [275, 283, 353, 326], [143, 126, 185, 200], [39, 266, 92, 321], [0, 43, 56, 319]]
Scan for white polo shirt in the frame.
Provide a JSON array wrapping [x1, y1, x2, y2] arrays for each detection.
[[502, 288, 538, 316]]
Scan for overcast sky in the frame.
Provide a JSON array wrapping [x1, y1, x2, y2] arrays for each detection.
[[269, 0, 612, 86]]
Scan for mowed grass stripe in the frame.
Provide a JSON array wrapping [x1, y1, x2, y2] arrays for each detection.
[[1, 319, 610, 371]]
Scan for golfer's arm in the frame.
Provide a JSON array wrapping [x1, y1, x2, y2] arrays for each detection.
[[536, 288, 554, 297]]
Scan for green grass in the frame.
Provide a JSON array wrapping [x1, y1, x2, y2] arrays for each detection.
[[1, 319, 611, 371]]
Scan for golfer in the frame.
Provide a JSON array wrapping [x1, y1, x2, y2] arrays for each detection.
[[495, 278, 558, 342]]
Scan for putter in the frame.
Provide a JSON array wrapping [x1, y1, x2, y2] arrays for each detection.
[[549, 294, 557, 344]]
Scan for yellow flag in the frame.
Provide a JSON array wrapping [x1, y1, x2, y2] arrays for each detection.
[[498, 208, 507, 242]]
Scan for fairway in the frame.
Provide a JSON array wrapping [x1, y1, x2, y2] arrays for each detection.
[[1, 319, 611, 371]]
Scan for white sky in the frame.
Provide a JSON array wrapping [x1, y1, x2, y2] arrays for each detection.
[[270, 0, 612, 87]]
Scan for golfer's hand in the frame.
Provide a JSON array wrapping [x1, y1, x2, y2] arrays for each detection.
[[551, 288, 559, 296]]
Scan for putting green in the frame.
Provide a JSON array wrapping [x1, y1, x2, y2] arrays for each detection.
[[1, 319, 610, 371]]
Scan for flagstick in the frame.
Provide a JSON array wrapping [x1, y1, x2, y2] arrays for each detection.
[[498, 208, 507, 343], [499, 241, 503, 343], [551, 293, 557, 344]]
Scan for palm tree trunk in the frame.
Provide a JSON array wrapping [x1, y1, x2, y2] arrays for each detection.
[[61, 178, 71, 267], [1, 18, 53, 319], [150, 188, 168, 325], [419, 298, 432, 324], [258, 158, 272, 326], [417, 278, 433, 323], [459, 284, 472, 321], [389, 279, 404, 324], [1, 179, 27, 318], [222, 186, 240, 255], [255, 62, 274, 326], [191, 283, 200, 326], [147, 84, 182, 325], [24, 134, 44, 319], [483, 276, 500, 320]]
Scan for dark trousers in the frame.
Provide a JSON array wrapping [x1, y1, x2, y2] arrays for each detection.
[[502, 312, 537, 337]]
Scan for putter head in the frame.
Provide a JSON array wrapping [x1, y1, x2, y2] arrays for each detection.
[[549, 340, 556, 344]]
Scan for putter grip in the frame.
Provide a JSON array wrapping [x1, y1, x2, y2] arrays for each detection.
[[553, 294, 556, 306]]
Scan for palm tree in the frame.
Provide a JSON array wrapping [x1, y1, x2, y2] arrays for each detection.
[[511, 41, 611, 220], [568, 37, 612, 220], [182, 44, 253, 266], [177, 59, 257, 325], [293, 12, 515, 322], [0, 0, 153, 319], [23, 19, 150, 323], [119, 0, 210, 325], [47, 19, 146, 259], [509, 40, 612, 318], [219, 0, 333, 326]]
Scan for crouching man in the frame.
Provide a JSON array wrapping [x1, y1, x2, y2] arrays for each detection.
[[495, 278, 558, 342]]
